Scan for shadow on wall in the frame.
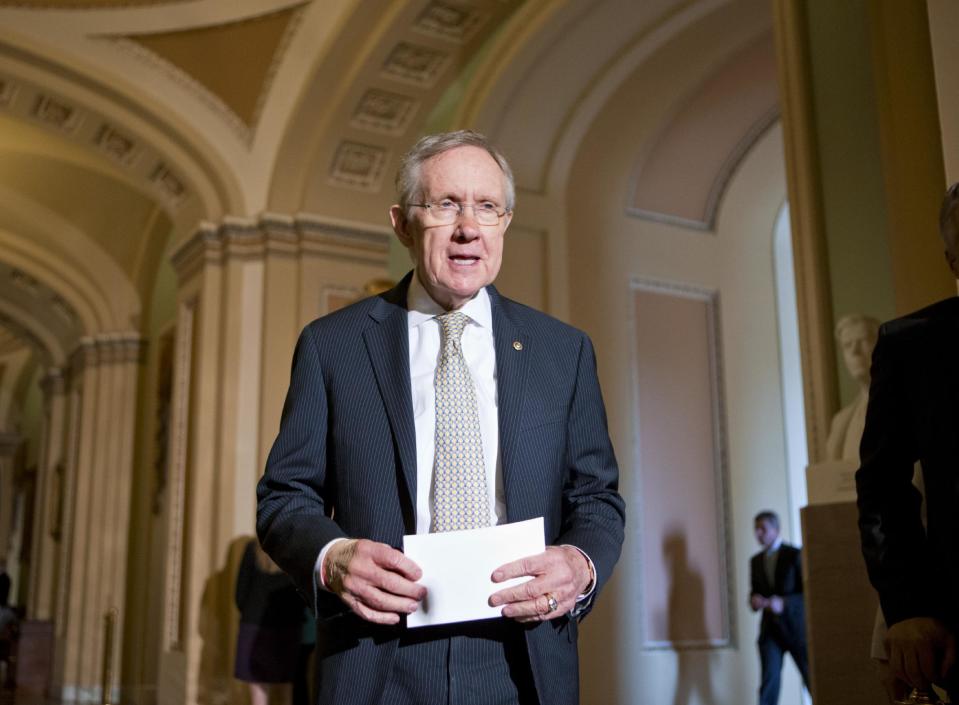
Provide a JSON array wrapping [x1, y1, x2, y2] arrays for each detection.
[[663, 529, 716, 705], [198, 535, 251, 705]]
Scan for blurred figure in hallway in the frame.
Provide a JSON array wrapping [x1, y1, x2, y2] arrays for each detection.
[[749, 510, 810, 705], [857, 183, 959, 700], [234, 538, 305, 705]]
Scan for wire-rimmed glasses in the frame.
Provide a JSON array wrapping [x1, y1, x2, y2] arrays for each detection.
[[409, 200, 510, 226]]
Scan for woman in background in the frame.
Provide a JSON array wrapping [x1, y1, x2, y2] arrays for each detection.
[[235, 538, 305, 705]]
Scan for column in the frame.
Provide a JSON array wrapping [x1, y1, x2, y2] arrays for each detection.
[[157, 214, 390, 705], [0, 431, 20, 565], [27, 368, 66, 621], [52, 335, 142, 704]]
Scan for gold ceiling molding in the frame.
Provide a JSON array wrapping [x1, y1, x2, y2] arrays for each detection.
[[0, 326, 28, 357], [115, 4, 306, 139], [0, 0, 186, 7], [0, 73, 192, 211]]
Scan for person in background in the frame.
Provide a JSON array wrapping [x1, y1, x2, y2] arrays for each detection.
[[857, 183, 959, 699], [0, 559, 10, 608], [749, 510, 810, 705], [234, 538, 305, 705]]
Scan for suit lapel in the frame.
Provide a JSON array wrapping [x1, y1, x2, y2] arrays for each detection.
[[363, 276, 417, 526], [490, 287, 529, 521]]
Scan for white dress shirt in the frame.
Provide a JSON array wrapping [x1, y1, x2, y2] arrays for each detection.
[[407, 274, 505, 532]]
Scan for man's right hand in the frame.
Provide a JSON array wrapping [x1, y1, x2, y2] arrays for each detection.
[[323, 539, 426, 625], [750, 594, 768, 612], [885, 617, 957, 690]]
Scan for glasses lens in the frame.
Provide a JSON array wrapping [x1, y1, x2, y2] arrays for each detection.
[[475, 209, 498, 225], [434, 204, 458, 223]]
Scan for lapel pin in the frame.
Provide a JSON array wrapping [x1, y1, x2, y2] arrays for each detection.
[[512, 341, 523, 351]]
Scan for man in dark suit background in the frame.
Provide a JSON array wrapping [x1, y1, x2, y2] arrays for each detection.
[[257, 130, 625, 705], [856, 183, 959, 698], [749, 510, 809, 705]]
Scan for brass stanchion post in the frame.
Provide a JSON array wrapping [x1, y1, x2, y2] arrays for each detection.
[[101, 608, 117, 705]]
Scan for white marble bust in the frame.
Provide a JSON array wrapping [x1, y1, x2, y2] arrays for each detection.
[[825, 313, 880, 462]]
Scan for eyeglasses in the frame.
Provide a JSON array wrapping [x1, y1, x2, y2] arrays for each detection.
[[409, 200, 510, 226]]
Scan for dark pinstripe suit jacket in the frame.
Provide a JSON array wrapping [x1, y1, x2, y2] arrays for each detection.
[[257, 273, 625, 705]]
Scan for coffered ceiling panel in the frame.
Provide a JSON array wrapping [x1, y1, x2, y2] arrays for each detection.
[[123, 5, 301, 128]]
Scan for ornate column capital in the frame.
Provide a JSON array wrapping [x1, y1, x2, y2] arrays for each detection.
[[68, 333, 144, 379], [40, 367, 66, 397], [170, 212, 392, 285]]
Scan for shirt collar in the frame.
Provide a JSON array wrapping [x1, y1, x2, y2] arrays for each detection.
[[406, 270, 492, 330], [765, 537, 783, 555]]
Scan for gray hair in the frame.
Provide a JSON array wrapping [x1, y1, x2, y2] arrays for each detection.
[[834, 313, 880, 341], [754, 510, 779, 529], [394, 129, 515, 214], [939, 182, 959, 245]]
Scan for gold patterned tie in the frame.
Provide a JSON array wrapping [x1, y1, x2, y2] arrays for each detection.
[[430, 311, 491, 532]]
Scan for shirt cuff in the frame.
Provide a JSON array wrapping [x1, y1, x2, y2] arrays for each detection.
[[315, 537, 350, 591], [561, 544, 596, 616]]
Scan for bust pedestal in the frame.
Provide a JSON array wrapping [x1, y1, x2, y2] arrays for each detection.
[[801, 501, 887, 704]]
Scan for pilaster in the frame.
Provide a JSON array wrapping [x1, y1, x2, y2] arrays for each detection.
[[52, 335, 142, 704], [157, 213, 390, 705], [27, 368, 66, 620]]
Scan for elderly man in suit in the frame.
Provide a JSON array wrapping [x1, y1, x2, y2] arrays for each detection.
[[257, 130, 625, 705], [857, 183, 959, 699], [749, 510, 809, 705]]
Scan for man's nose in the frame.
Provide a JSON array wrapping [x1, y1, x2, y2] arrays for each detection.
[[454, 209, 482, 238]]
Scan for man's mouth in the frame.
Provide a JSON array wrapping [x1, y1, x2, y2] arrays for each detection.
[[449, 255, 480, 266]]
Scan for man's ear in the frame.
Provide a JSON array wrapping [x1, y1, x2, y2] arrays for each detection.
[[945, 248, 959, 279], [390, 205, 413, 247]]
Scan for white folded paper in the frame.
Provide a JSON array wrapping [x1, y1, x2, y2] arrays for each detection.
[[403, 517, 545, 628]]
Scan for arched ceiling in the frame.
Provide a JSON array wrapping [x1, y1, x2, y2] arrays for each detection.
[[0, 0, 778, 372]]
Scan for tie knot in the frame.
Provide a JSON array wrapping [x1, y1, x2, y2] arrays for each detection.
[[437, 311, 469, 347]]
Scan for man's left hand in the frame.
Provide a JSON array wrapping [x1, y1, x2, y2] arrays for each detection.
[[488, 545, 591, 622]]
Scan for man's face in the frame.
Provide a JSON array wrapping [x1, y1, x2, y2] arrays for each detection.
[[390, 145, 511, 310], [839, 322, 876, 385], [754, 519, 779, 549]]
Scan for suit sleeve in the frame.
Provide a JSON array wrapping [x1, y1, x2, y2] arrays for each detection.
[[782, 549, 804, 614], [555, 334, 626, 610], [855, 325, 930, 626], [256, 325, 347, 605]]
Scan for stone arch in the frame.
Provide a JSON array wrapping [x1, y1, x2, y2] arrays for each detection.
[[0, 183, 141, 337], [0, 50, 241, 226]]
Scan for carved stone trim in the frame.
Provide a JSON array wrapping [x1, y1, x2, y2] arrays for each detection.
[[68, 334, 144, 377], [413, 2, 487, 44], [93, 124, 142, 168], [149, 163, 188, 209], [32, 93, 83, 134], [171, 213, 392, 282], [40, 368, 65, 398], [350, 89, 419, 136], [381, 42, 450, 87], [328, 141, 389, 192]]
